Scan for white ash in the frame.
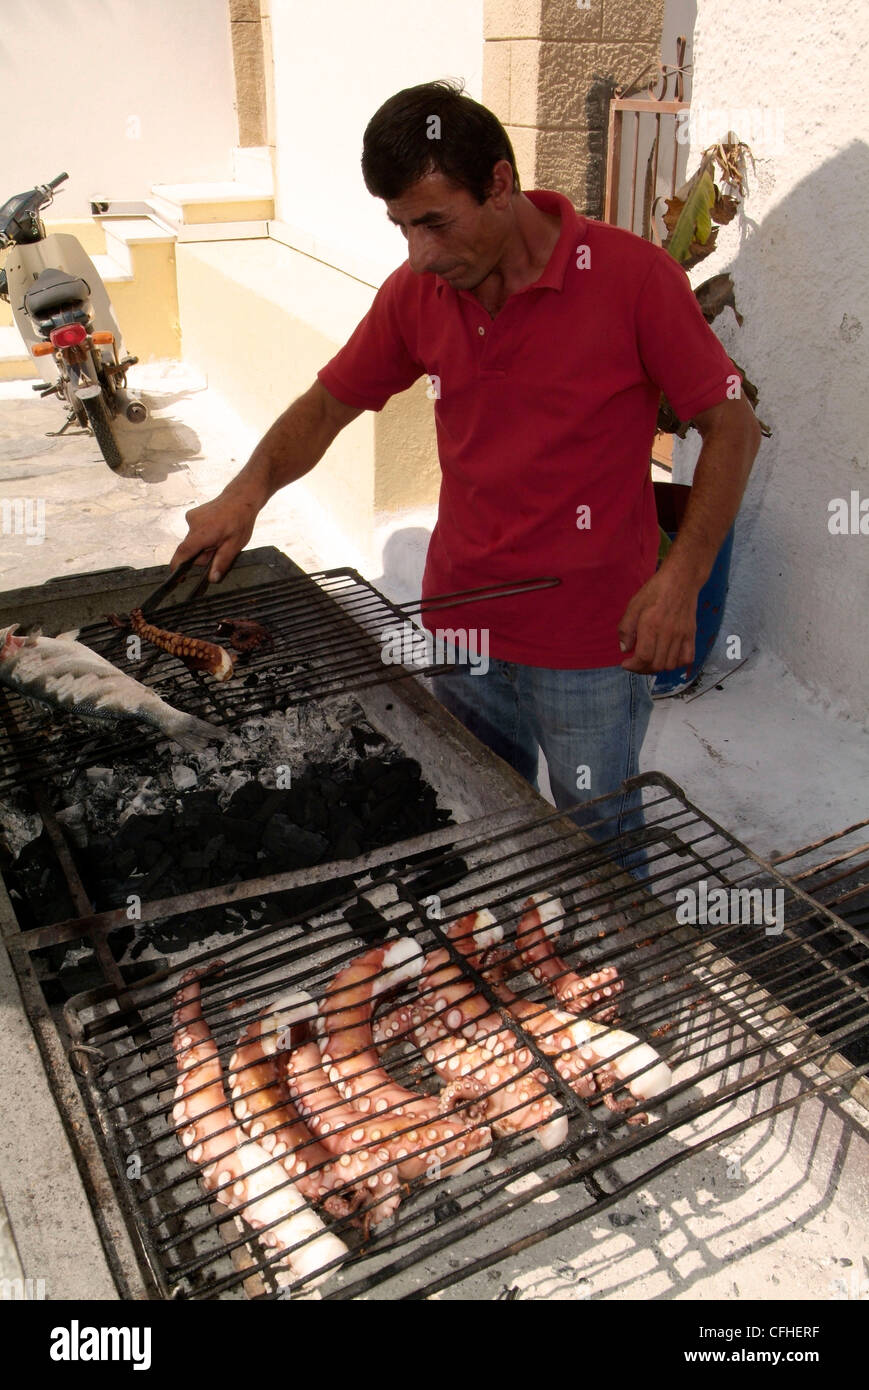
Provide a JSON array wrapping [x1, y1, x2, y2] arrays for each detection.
[[0, 795, 43, 858], [59, 693, 380, 844]]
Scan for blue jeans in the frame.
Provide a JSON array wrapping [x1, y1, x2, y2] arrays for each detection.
[[431, 661, 653, 875]]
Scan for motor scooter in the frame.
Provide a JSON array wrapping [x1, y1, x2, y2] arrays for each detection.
[[0, 172, 147, 471]]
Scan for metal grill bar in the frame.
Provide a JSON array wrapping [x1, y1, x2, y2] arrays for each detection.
[[61, 774, 869, 1300]]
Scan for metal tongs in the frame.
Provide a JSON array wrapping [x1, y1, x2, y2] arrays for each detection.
[[138, 549, 214, 622], [107, 549, 218, 683]]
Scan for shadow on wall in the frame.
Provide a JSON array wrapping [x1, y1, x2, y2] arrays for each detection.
[[677, 138, 869, 703], [371, 525, 432, 608]]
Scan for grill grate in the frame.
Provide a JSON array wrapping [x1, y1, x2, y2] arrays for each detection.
[[1, 566, 541, 795], [63, 775, 869, 1300]]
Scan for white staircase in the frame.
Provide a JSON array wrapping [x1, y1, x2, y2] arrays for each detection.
[[147, 147, 274, 241]]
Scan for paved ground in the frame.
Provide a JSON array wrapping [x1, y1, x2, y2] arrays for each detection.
[[0, 363, 867, 1303], [0, 362, 326, 591]]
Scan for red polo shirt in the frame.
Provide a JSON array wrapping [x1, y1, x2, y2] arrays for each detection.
[[318, 190, 737, 667]]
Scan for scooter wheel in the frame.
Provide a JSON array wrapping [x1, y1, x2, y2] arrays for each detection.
[[82, 393, 124, 472]]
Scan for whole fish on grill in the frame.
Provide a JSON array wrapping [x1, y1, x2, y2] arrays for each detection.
[[0, 624, 226, 751]]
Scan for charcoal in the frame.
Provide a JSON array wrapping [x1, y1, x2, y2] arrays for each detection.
[[118, 815, 154, 849], [376, 757, 421, 790], [7, 705, 456, 1005], [408, 856, 469, 897], [180, 848, 211, 871], [331, 830, 362, 861], [371, 767, 410, 797], [138, 838, 166, 871], [262, 815, 328, 865], [252, 789, 290, 824], [179, 791, 221, 826], [317, 775, 343, 804], [226, 780, 270, 817], [328, 803, 363, 839], [219, 816, 260, 853], [81, 841, 114, 886], [108, 925, 135, 960], [358, 756, 387, 785], [343, 898, 390, 943], [112, 848, 138, 880], [367, 791, 412, 834], [302, 792, 329, 831]]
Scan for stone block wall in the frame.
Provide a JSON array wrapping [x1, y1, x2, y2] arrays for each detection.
[[483, 0, 665, 214]]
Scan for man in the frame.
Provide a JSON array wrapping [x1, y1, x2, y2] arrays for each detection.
[[172, 81, 761, 859]]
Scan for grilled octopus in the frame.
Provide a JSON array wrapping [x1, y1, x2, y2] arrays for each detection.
[[109, 608, 234, 680], [170, 965, 347, 1288], [315, 937, 493, 1180]]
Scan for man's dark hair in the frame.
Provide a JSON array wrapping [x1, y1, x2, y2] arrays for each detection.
[[361, 80, 520, 204]]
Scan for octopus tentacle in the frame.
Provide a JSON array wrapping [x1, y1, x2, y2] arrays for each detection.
[[377, 905, 669, 1120], [415, 1028, 567, 1151], [126, 609, 234, 680], [373, 910, 503, 1049], [485, 940, 671, 1108], [229, 998, 367, 1220], [318, 944, 492, 1178], [282, 1038, 404, 1224], [171, 965, 348, 1289], [513, 895, 623, 1022]]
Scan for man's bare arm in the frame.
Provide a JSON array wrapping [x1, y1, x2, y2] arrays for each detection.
[[618, 393, 762, 673], [171, 381, 362, 581]]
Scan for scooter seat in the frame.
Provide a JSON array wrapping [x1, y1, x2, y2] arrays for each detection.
[[24, 267, 91, 317]]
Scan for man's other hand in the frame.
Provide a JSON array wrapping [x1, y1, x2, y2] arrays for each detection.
[[170, 491, 262, 584], [617, 569, 700, 673]]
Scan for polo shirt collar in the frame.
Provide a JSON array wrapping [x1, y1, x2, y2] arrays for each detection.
[[434, 188, 586, 297]]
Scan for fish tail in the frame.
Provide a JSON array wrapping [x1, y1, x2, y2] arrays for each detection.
[[162, 709, 227, 752]]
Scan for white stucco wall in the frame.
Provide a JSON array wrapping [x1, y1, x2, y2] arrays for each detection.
[[270, 0, 484, 283], [673, 0, 869, 725], [1, 1, 237, 216]]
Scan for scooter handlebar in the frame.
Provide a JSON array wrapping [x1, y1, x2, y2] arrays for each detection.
[[47, 172, 68, 190]]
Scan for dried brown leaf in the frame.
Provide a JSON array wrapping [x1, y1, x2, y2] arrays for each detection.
[[711, 192, 739, 224], [695, 273, 744, 326]]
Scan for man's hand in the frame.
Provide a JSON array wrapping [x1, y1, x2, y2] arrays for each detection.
[[169, 381, 363, 585], [618, 567, 700, 673], [619, 393, 762, 672], [170, 488, 264, 583]]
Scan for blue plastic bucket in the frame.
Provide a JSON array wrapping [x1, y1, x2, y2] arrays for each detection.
[[650, 481, 735, 697]]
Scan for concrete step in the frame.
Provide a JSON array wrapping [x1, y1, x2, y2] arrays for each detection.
[[144, 214, 268, 244], [0, 325, 37, 380], [149, 181, 274, 227], [101, 217, 175, 276], [90, 252, 135, 285]]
